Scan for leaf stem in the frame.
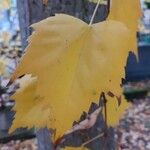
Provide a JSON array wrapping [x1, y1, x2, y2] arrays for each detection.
[[89, 0, 102, 26]]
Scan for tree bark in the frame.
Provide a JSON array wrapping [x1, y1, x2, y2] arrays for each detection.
[[17, 0, 107, 48], [36, 128, 54, 150], [17, 0, 30, 50]]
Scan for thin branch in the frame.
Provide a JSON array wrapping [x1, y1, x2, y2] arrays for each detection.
[[100, 92, 107, 129], [82, 133, 104, 147], [100, 92, 108, 150]]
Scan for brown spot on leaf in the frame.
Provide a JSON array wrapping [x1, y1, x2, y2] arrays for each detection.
[[107, 91, 115, 98], [116, 95, 122, 106]]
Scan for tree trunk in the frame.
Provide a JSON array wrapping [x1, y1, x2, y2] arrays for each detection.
[[36, 128, 54, 150], [17, 0, 30, 49]]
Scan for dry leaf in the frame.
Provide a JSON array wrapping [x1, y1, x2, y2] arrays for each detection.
[[65, 107, 102, 135], [10, 14, 137, 138]]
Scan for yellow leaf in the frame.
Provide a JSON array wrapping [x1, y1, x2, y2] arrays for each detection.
[[108, 0, 141, 31], [108, 0, 141, 54], [90, 0, 141, 54], [10, 14, 135, 138]]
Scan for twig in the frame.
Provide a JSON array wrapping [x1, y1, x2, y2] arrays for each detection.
[[81, 133, 104, 147], [100, 92, 108, 150], [100, 92, 107, 129]]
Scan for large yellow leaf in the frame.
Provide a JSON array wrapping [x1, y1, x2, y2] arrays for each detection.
[[10, 14, 135, 138]]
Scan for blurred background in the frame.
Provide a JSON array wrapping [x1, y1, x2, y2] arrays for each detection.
[[0, 0, 150, 150]]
